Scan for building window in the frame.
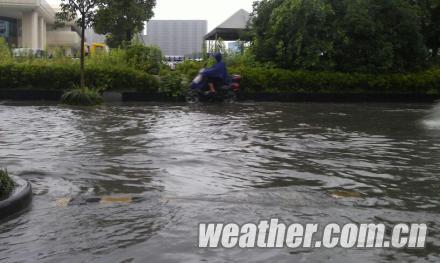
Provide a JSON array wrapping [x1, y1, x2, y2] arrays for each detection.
[[0, 17, 19, 48]]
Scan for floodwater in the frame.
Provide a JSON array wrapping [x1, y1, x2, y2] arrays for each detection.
[[1, 102, 440, 262]]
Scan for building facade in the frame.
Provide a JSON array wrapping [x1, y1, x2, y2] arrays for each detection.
[[0, 0, 81, 55], [143, 20, 207, 59]]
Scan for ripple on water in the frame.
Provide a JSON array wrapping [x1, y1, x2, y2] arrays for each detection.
[[0, 102, 440, 262]]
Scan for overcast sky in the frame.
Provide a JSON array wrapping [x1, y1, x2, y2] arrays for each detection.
[[153, 0, 255, 31], [48, 0, 257, 31]]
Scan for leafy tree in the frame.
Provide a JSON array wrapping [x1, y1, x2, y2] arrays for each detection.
[[56, 0, 97, 88], [250, 0, 428, 73], [251, 0, 338, 70], [249, 0, 285, 63], [415, 0, 440, 58], [94, 0, 156, 48], [334, 0, 428, 72]]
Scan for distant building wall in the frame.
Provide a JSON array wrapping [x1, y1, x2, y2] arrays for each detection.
[[85, 28, 106, 44], [143, 20, 207, 58]]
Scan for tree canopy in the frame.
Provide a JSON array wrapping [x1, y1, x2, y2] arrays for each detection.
[[250, 0, 437, 73], [416, 0, 440, 58], [94, 0, 156, 48]]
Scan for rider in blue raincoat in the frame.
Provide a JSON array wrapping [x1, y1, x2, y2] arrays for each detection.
[[202, 52, 228, 93]]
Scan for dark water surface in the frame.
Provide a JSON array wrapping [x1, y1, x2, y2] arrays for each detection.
[[1, 102, 440, 262]]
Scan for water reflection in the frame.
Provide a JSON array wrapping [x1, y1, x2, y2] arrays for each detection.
[[0, 102, 439, 262], [423, 101, 440, 129]]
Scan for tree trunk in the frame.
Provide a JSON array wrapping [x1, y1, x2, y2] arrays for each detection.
[[433, 47, 439, 58], [127, 30, 132, 43], [80, 19, 86, 88]]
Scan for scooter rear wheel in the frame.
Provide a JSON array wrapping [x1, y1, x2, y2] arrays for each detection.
[[185, 90, 200, 104], [224, 90, 237, 103]]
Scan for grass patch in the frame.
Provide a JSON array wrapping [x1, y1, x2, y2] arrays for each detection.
[[0, 169, 15, 200], [61, 86, 103, 106]]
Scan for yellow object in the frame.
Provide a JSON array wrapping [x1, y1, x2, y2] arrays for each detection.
[[85, 43, 108, 56], [329, 191, 363, 199], [55, 197, 72, 208], [100, 196, 133, 204]]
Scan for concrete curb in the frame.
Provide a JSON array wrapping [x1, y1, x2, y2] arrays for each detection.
[[1, 89, 439, 103], [0, 90, 62, 101], [238, 92, 440, 103], [0, 176, 32, 220]]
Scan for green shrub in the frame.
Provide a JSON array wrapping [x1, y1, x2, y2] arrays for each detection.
[[230, 66, 440, 95], [87, 46, 164, 75], [175, 60, 205, 80], [0, 37, 12, 64], [171, 59, 440, 95], [124, 45, 163, 74], [224, 50, 275, 69], [85, 64, 160, 91], [61, 86, 103, 106], [87, 48, 127, 68], [0, 63, 159, 91], [159, 71, 188, 97], [2, 53, 440, 96], [0, 169, 15, 200]]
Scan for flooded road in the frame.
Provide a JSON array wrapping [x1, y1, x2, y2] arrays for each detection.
[[1, 102, 440, 262]]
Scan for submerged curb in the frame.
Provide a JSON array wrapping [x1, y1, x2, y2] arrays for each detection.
[[2, 89, 440, 103], [0, 176, 32, 220]]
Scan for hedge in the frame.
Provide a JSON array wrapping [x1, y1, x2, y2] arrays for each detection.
[[173, 60, 440, 95], [1, 62, 440, 96], [0, 63, 159, 92], [232, 66, 440, 95]]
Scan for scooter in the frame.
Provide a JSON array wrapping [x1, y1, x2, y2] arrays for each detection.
[[185, 69, 242, 104]]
